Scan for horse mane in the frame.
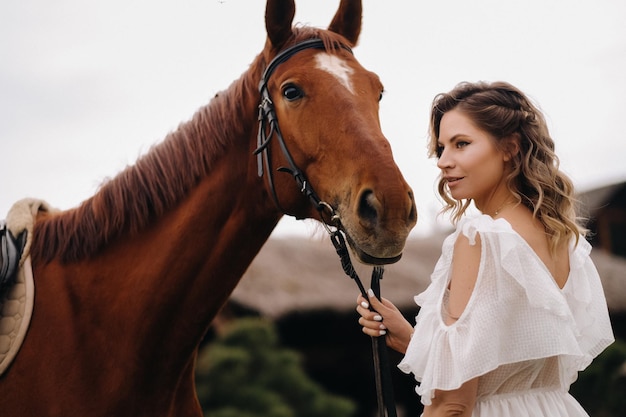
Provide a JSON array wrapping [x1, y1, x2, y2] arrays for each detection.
[[31, 27, 348, 265]]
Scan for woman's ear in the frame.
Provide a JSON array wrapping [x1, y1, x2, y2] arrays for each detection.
[[502, 133, 521, 162]]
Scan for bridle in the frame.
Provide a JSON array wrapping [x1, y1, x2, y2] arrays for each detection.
[[255, 38, 398, 417], [255, 38, 342, 222]]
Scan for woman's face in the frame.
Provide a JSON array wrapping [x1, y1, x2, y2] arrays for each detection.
[[436, 109, 509, 207]]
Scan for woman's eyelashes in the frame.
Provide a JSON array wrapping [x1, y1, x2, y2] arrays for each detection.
[[436, 140, 470, 159]]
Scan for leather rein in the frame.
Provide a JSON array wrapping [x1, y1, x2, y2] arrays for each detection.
[[255, 38, 397, 417]]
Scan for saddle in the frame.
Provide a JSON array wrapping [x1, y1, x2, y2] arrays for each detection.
[[0, 198, 52, 376], [0, 221, 27, 294]]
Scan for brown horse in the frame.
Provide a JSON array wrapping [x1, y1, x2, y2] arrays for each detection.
[[0, 0, 416, 415]]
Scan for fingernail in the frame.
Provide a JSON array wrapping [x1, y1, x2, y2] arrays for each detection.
[[373, 315, 382, 321], [360, 301, 369, 309], [379, 330, 387, 336], [367, 288, 375, 297], [379, 324, 386, 330]]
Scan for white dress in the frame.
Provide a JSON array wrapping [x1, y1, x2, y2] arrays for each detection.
[[398, 215, 614, 417]]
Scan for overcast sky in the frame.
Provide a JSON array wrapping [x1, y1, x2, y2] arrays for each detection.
[[2, 0, 625, 238]]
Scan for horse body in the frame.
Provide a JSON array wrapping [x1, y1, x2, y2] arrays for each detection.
[[3, 88, 271, 417], [0, 1, 416, 415]]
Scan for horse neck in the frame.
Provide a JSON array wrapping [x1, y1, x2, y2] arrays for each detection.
[[130, 161, 280, 353], [115, 72, 281, 351], [37, 57, 282, 369]]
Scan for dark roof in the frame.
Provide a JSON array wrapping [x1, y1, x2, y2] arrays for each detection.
[[579, 179, 626, 216], [231, 233, 444, 318]]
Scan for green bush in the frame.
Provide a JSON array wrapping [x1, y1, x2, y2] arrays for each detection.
[[571, 338, 626, 417], [196, 318, 356, 417]]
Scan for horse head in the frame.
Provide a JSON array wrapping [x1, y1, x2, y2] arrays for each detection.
[[257, 0, 417, 264]]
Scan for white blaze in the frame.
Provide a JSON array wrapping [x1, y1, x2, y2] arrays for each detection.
[[315, 53, 355, 94]]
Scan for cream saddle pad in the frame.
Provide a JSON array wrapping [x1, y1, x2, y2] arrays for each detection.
[[0, 258, 33, 376], [0, 198, 51, 376]]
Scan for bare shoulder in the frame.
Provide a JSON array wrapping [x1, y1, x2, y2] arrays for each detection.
[[453, 231, 482, 266], [450, 232, 481, 292], [447, 232, 482, 322]]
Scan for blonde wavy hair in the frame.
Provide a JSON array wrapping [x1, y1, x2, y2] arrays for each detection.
[[428, 81, 586, 251]]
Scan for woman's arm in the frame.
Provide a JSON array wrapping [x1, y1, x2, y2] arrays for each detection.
[[356, 231, 482, 415], [445, 233, 481, 324], [356, 233, 481, 351], [423, 232, 481, 415], [424, 378, 479, 417]]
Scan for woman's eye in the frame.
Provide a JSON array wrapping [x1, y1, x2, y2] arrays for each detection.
[[456, 141, 469, 148], [282, 85, 303, 101]]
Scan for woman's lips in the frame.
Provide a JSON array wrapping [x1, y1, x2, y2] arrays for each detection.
[[445, 176, 464, 187]]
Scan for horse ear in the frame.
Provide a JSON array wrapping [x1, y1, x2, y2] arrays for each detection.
[[265, 0, 296, 49], [328, 0, 362, 46]]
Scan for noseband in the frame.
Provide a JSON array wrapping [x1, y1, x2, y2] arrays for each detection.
[[255, 39, 398, 417]]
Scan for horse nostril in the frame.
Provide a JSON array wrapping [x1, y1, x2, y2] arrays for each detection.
[[358, 189, 379, 225]]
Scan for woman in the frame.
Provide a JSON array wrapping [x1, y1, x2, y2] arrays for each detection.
[[357, 81, 614, 416]]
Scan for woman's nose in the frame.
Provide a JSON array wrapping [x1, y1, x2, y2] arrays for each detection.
[[437, 149, 453, 169]]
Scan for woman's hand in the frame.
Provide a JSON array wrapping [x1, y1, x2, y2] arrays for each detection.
[[356, 289, 414, 354]]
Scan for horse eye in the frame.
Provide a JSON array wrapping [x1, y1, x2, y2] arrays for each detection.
[[378, 89, 385, 102], [282, 85, 303, 101]]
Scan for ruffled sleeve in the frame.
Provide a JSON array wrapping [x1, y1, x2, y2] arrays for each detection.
[[559, 238, 614, 381], [397, 215, 614, 406]]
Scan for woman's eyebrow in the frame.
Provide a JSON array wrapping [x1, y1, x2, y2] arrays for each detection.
[[439, 134, 467, 146]]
